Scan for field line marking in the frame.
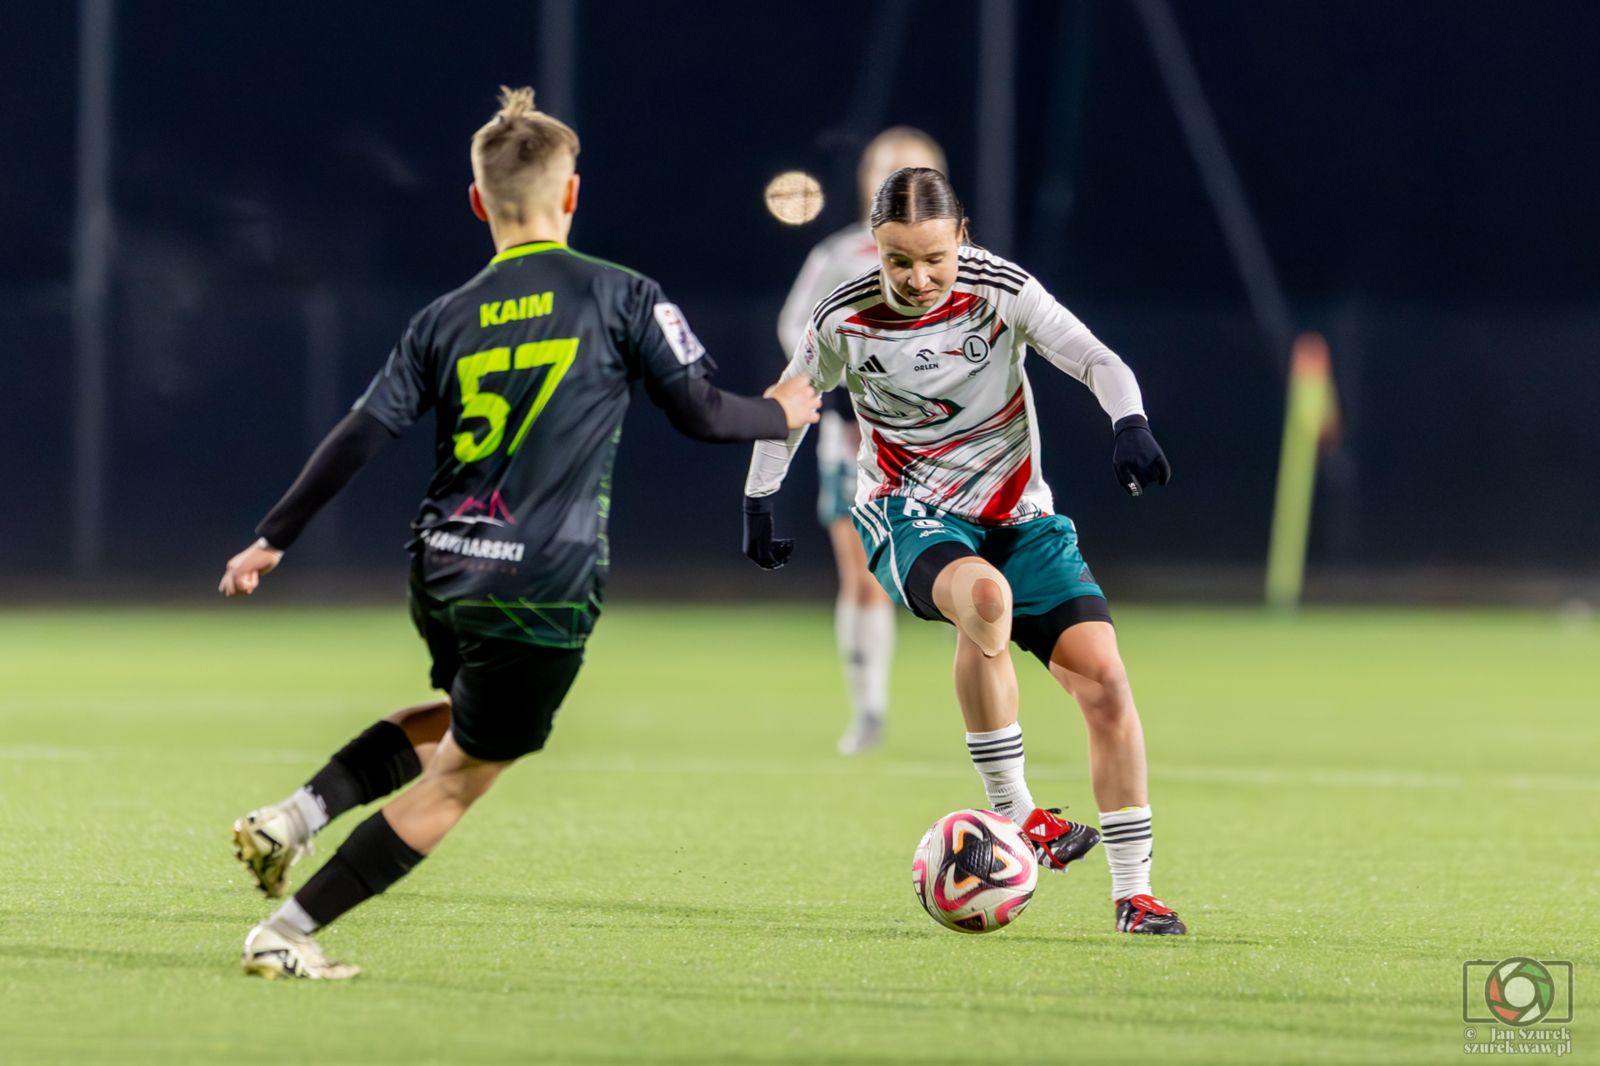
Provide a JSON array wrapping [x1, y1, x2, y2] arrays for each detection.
[[4, 747, 1597, 793], [528, 756, 1600, 793], [0, 746, 96, 761]]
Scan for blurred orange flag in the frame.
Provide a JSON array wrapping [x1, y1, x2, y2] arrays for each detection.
[[1266, 333, 1340, 609]]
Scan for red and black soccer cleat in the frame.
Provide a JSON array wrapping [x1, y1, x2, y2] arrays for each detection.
[[1021, 807, 1101, 872], [1115, 894, 1188, 935]]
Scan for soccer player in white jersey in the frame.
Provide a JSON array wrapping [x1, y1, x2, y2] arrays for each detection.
[[777, 128, 948, 755], [743, 168, 1185, 934]]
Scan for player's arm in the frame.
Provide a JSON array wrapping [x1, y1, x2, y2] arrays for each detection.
[[647, 373, 817, 443], [623, 277, 817, 443], [221, 315, 435, 596], [1014, 279, 1171, 496], [741, 325, 845, 569], [219, 410, 396, 596]]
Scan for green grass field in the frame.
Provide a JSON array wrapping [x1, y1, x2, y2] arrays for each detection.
[[0, 603, 1594, 1064]]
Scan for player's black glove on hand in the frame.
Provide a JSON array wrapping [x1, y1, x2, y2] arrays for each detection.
[[1111, 414, 1171, 497], [743, 495, 794, 570]]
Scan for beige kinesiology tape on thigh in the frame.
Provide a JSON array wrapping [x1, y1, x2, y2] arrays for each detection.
[[948, 562, 1013, 657]]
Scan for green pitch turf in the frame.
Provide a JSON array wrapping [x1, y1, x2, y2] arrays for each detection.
[[0, 603, 1593, 1064]]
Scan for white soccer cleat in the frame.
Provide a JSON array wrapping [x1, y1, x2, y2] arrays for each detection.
[[837, 712, 885, 755], [232, 804, 312, 898], [241, 920, 360, 980]]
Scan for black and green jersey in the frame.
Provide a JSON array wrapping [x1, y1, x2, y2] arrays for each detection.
[[352, 241, 727, 647]]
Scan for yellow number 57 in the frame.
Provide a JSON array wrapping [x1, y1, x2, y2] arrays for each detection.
[[452, 338, 579, 463]]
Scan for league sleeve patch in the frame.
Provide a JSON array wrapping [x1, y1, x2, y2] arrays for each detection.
[[652, 302, 706, 366]]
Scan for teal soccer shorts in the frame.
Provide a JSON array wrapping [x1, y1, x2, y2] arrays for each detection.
[[817, 455, 857, 527], [850, 496, 1112, 666]]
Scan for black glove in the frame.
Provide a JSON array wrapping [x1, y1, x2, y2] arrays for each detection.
[[1111, 414, 1171, 497], [742, 495, 794, 570]]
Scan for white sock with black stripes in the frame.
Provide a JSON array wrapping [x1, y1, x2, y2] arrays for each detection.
[[965, 723, 1034, 826], [1098, 805, 1154, 901]]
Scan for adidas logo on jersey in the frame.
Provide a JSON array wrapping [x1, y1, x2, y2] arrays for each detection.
[[860, 355, 887, 374]]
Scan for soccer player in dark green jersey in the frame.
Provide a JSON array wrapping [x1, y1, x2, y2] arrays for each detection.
[[218, 87, 820, 979]]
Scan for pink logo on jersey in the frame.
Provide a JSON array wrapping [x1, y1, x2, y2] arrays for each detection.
[[450, 489, 516, 526]]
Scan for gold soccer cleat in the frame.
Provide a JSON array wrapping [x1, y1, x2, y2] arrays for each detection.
[[231, 805, 312, 897], [241, 920, 360, 980]]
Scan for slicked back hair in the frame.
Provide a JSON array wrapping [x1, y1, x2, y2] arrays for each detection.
[[470, 86, 580, 221], [869, 167, 966, 233]]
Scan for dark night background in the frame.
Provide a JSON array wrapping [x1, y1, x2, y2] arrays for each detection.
[[1, 1, 1597, 597]]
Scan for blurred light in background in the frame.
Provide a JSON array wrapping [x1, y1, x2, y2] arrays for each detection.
[[764, 172, 824, 226]]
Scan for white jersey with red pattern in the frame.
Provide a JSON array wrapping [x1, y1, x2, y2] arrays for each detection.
[[777, 223, 881, 356], [746, 247, 1145, 525]]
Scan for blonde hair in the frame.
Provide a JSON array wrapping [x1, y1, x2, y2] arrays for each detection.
[[858, 127, 948, 215], [470, 86, 581, 222]]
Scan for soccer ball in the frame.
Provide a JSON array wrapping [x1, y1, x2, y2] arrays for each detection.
[[912, 808, 1037, 933]]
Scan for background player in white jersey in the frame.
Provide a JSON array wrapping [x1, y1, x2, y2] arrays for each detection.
[[743, 168, 1185, 934], [775, 128, 947, 755]]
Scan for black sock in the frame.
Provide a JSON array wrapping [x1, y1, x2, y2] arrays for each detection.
[[294, 812, 426, 928], [305, 720, 422, 821]]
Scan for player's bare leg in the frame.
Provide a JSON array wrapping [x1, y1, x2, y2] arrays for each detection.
[[831, 514, 895, 754], [932, 555, 1017, 732], [381, 732, 506, 853], [1046, 623, 1146, 811], [930, 558, 1098, 871], [387, 697, 452, 767], [233, 696, 451, 896], [1047, 621, 1184, 934]]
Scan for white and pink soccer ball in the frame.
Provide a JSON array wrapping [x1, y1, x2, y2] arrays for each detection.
[[912, 808, 1037, 933]]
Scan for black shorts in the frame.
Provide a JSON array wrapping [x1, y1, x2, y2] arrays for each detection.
[[906, 539, 1114, 669], [409, 570, 584, 762]]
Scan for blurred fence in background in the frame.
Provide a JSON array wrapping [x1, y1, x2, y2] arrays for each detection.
[[2, 280, 1596, 603], [8, 0, 1600, 603]]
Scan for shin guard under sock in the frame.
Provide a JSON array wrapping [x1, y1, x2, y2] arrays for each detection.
[[305, 720, 422, 822], [965, 723, 1035, 826], [294, 812, 425, 929], [1098, 805, 1154, 901]]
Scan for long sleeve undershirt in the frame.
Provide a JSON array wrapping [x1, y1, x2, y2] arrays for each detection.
[[256, 409, 394, 550], [256, 378, 786, 550], [647, 373, 788, 444]]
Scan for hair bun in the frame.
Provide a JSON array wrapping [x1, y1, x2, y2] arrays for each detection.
[[495, 85, 539, 121]]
